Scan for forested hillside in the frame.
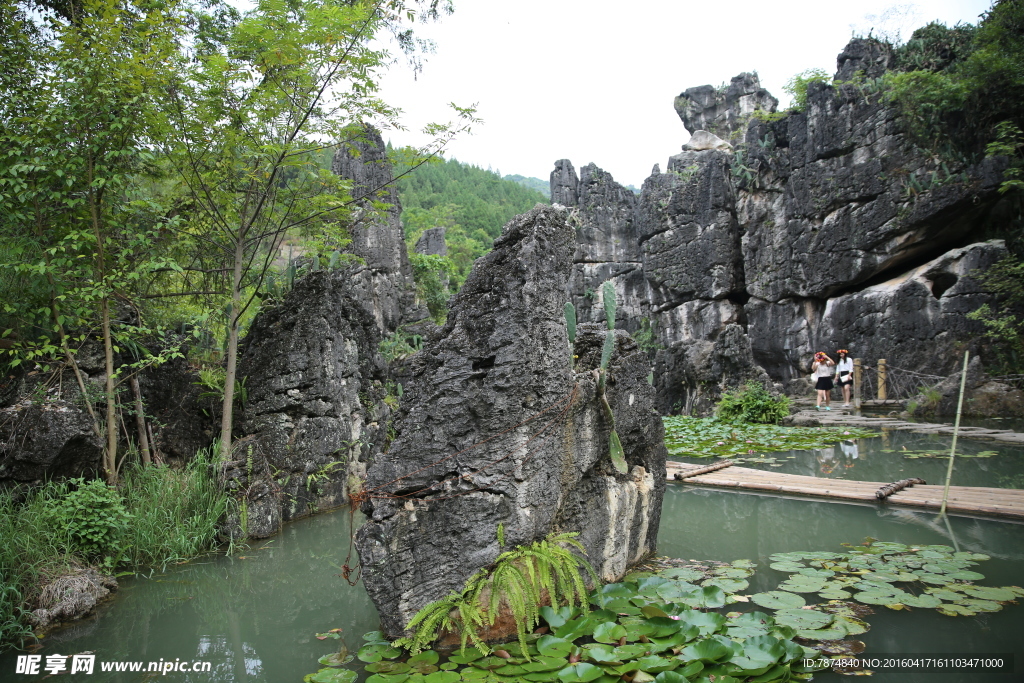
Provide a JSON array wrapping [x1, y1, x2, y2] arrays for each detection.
[[395, 156, 548, 288]]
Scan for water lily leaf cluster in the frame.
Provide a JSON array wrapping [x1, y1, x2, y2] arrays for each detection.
[[310, 558, 828, 683], [346, 605, 819, 683], [761, 542, 1022, 619], [662, 418, 876, 459], [307, 542, 1022, 682]]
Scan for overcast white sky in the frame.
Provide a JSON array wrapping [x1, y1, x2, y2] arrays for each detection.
[[376, 0, 993, 189]]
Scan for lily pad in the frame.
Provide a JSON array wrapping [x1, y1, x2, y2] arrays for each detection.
[[957, 598, 1002, 612], [680, 635, 736, 663], [448, 648, 486, 664], [535, 635, 575, 657], [795, 626, 848, 641], [832, 615, 869, 635], [304, 669, 358, 683], [358, 644, 403, 663], [423, 673, 461, 683], [773, 609, 832, 631], [925, 588, 965, 601], [713, 567, 753, 579], [961, 585, 1017, 601], [556, 662, 604, 682], [318, 652, 354, 667], [702, 578, 749, 593], [660, 568, 705, 582], [751, 591, 806, 609], [899, 594, 943, 609], [365, 662, 411, 674], [366, 674, 410, 683], [938, 603, 977, 616], [948, 570, 986, 581], [592, 622, 627, 644], [523, 656, 570, 672], [769, 562, 805, 572]]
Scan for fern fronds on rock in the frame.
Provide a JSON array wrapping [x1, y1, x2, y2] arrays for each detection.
[[395, 531, 598, 656]]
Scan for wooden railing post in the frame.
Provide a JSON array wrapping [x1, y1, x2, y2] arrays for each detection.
[[853, 358, 862, 409], [877, 358, 887, 401]]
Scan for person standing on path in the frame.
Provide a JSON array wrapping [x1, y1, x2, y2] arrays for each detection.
[[812, 351, 835, 410], [834, 349, 854, 407]]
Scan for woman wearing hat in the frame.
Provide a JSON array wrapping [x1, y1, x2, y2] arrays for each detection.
[[812, 352, 835, 410], [834, 349, 854, 407]]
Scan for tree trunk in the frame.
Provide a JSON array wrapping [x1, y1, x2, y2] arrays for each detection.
[[101, 296, 118, 484], [218, 237, 246, 463], [130, 374, 152, 465]]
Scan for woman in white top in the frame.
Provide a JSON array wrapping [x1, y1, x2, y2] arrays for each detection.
[[812, 351, 835, 410], [834, 349, 854, 407]]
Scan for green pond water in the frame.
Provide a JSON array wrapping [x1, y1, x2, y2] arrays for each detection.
[[3, 434, 1023, 683], [671, 428, 1024, 489]]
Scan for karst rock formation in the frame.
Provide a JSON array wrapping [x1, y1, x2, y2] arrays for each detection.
[[356, 206, 667, 638], [557, 41, 1009, 414]]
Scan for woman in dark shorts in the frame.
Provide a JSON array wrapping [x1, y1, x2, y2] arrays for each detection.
[[812, 351, 835, 410]]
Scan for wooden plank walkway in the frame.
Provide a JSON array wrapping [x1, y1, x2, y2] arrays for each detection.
[[784, 406, 1024, 446], [667, 461, 1024, 520]]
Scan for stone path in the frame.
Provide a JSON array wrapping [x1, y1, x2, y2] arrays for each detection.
[[667, 462, 1024, 520], [784, 404, 1024, 446]]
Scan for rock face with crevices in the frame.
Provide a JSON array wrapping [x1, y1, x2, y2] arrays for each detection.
[[557, 38, 1011, 411], [234, 269, 393, 538], [356, 206, 666, 638]]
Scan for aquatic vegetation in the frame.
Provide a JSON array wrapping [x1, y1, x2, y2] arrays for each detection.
[[761, 540, 1022, 619], [663, 417, 877, 459], [307, 539, 1022, 682], [715, 385, 791, 424]]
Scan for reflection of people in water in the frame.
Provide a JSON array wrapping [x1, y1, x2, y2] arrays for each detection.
[[839, 440, 859, 469], [815, 446, 837, 474]]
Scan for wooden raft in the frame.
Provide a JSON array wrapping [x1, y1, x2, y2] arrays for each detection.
[[666, 461, 1024, 521]]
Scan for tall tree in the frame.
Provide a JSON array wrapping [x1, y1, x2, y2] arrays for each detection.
[[160, 0, 474, 462], [0, 0, 183, 482]]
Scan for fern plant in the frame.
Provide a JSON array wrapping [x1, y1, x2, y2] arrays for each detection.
[[394, 532, 597, 656]]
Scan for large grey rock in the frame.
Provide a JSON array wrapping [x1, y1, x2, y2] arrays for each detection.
[[814, 241, 1007, 377], [674, 72, 778, 141], [556, 38, 1014, 411], [332, 125, 427, 334], [653, 324, 771, 416], [356, 206, 666, 639], [639, 150, 742, 301], [137, 349, 217, 464], [414, 227, 448, 256], [0, 399, 103, 483], [737, 71, 1007, 304], [558, 162, 649, 329], [835, 37, 894, 82], [682, 130, 732, 151], [236, 269, 393, 537]]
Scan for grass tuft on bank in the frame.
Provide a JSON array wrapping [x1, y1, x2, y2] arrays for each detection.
[[0, 447, 227, 647]]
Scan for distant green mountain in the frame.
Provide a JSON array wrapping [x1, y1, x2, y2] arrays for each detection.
[[395, 156, 548, 289], [503, 174, 550, 198]]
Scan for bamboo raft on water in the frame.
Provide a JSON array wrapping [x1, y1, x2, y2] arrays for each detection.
[[666, 461, 1024, 520]]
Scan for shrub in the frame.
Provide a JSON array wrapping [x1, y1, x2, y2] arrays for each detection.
[[783, 68, 831, 110], [42, 479, 131, 563], [716, 384, 791, 424]]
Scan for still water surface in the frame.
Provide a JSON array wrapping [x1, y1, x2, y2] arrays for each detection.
[[3, 437, 1022, 682], [672, 428, 1024, 489]]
